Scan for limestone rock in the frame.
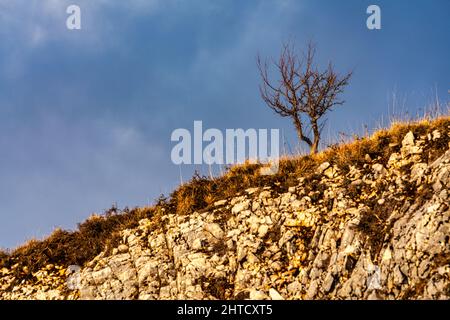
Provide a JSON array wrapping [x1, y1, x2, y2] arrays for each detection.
[[268, 288, 284, 300], [317, 162, 331, 174], [1, 122, 449, 301], [204, 223, 224, 239]]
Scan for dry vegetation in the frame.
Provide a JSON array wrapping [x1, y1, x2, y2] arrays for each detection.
[[0, 206, 156, 280], [1, 116, 449, 284]]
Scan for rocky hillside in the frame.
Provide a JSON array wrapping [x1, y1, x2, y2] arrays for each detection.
[[1, 118, 449, 300]]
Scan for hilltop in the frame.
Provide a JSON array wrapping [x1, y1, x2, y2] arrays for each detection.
[[1, 116, 449, 300]]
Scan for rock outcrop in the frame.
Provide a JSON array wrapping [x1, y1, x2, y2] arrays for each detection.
[[1, 124, 449, 300]]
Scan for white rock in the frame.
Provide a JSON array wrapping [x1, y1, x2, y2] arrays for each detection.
[[323, 166, 337, 179], [204, 223, 224, 239], [246, 252, 260, 264], [214, 200, 227, 207], [118, 244, 129, 253], [250, 289, 269, 300], [287, 281, 302, 294], [372, 163, 387, 176], [258, 225, 269, 238], [245, 187, 259, 195], [192, 238, 204, 250], [432, 130, 441, 140], [230, 196, 246, 205], [237, 247, 247, 262], [248, 215, 260, 233], [270, 261, 282, 271], [231, 200, 251, 214], [382, 248, 392, 261], [411, 163, 428, 182], [402, 131, 415, 147], [258, 190, 272, 199], [268, 288, 284, 300], [317, 162, 331, 174]]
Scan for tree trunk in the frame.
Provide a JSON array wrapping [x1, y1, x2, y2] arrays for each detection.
[[310, 120, 320, 155], [293, 116, 313, 150], [310, 136, 320, 154]]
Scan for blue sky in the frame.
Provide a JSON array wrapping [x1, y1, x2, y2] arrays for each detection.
[[0, 0, 449, 249]]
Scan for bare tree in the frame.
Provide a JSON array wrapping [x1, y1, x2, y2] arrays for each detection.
[[257, 41, 352, 154]]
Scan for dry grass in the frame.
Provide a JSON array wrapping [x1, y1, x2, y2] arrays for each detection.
[[1, 115, 449, 284], [0, 250, 8, 264], [0, 206, 155, 281]]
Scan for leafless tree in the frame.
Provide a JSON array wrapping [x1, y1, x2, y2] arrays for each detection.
[[257, 41, 352, 154]]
